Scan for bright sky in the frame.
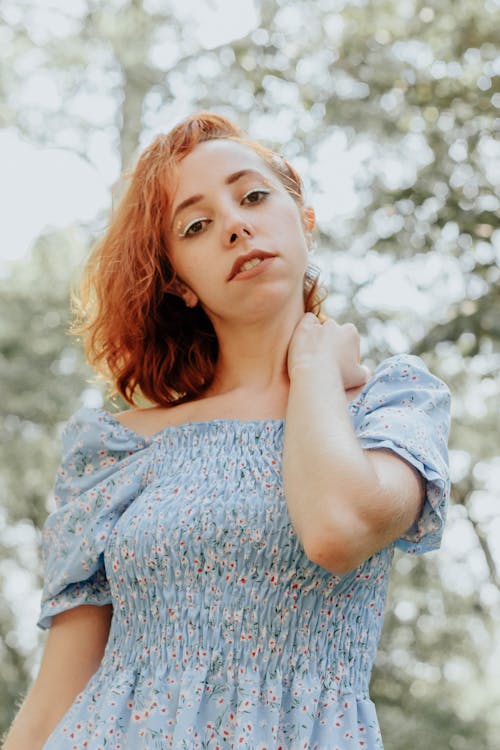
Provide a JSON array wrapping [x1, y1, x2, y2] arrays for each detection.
[[0, 128, 110, 269]]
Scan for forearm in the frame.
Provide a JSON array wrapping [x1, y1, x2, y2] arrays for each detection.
[[3, 606, 112, 750], [282, 363, 388, 571], [2, 690, 55, 750]]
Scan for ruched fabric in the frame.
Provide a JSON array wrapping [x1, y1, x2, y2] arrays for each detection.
[[38, 354, 450, 749], [353, 354, 451, 554]]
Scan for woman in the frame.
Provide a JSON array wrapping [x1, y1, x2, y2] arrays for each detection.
[[4, 113, 451, 750]]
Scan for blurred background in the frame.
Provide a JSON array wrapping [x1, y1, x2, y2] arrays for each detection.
[[1, 0, 499, 747]]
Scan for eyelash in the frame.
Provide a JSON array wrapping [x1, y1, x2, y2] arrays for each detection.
[[178, 189, 271, 239]]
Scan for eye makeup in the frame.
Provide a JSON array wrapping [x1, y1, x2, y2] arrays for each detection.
[[177, 187, 271, 239]]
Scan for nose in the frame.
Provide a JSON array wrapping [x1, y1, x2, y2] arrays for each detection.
[[224, 215, 254, 246], [230, 226, 251, 244]]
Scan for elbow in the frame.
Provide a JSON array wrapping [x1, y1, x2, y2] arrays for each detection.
[[308, 549, 359, 576], [301, 497, 389, 575], [303, 491, 412, 575], [303, 525, 365, 576], [300, 479, 400, 575]]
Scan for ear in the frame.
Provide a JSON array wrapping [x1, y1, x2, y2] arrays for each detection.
[[303, 206, 316, 250], [304, 206, 315, 232], [170, 279, 199, 308]]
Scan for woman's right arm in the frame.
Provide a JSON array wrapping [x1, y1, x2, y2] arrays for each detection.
[[2, 604, 112, 750]]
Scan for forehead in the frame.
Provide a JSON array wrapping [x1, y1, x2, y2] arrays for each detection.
[[174, 139, 278, 192]]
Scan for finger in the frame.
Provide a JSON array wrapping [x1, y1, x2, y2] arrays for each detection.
[[339, 322, 361, 359], [346, 366, 371, 391], [360, 364, 372, 381]]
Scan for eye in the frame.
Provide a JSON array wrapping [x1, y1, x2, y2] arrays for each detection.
[[178, 217, 210, 239], [242, 188, 270, 204]]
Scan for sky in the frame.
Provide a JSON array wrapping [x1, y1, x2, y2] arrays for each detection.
[[0, 128, 109, 270]]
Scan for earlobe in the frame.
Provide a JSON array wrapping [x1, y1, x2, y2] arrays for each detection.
[[169, 279, 199, 308], [181, 286, 199, 308], [184, 296, 198, 309]]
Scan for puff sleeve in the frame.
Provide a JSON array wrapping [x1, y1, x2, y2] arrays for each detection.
[[37, 408, 152, 630], [351, 354, 451, 554]]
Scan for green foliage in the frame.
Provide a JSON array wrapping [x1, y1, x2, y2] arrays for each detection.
[[0, 229, 95, 728]]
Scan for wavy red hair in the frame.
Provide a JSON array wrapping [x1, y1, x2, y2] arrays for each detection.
[[73, 112, 328, 407]]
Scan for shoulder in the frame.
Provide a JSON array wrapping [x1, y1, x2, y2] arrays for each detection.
[[362, 353, 449, 398], [113, 406, 166, 437], [370, 353, 441, 384], [61, 406, 150, 449], [53, 407, 154, 509], [349, 353, 451, 423], [57, 407, 153, 483], [111, 405, 185, 439]]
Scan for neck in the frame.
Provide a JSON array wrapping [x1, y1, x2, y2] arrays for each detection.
[[204, 304, 305, 398]]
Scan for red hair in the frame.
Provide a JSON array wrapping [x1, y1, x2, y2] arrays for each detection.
[[73, 112, 328, 407]]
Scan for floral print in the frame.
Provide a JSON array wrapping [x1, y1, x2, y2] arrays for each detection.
[[38, 354, 450, 749]]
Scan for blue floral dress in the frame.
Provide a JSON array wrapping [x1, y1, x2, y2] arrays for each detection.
[[38, 354, 450, 750]]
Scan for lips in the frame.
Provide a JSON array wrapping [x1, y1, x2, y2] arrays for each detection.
[[228, 250, 276, 281]]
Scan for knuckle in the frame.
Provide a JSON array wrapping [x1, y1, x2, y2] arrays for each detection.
[[343, 322, 358, 335]]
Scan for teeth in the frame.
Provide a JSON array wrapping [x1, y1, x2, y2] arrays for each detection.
[[238, 257, 264, 273]]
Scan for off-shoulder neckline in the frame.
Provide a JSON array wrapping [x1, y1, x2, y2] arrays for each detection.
[[95, 407, 285, 442]]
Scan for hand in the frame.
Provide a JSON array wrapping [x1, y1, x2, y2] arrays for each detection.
[[287, 313, 371, 391]]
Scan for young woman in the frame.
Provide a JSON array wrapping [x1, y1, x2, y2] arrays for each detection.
[[4, 113, 451, 750]]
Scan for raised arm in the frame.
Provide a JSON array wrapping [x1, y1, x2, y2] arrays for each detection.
[[283, 359, 424, 573], [284, 316, 450, 574]]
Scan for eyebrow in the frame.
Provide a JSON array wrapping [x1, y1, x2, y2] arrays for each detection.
[[170, 169, 270, 230]]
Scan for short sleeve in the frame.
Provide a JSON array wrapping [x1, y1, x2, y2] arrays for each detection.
[[37, 408, 151, 630], [351, 354, 451, 554]]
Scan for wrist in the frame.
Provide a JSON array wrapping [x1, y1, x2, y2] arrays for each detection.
[[288, 360, 345, 389]]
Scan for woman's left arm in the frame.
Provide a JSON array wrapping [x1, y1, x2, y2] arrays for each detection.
[[283, 361, 426, 575], [284, 313, 451, 573]]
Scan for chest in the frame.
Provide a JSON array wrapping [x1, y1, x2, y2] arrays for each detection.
[[103, 432, 393, 632], [110, 439, 288, 567]]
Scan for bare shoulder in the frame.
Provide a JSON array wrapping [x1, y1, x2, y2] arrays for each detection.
[[113, 407, 153, 430], [112, 404, 193, 438]]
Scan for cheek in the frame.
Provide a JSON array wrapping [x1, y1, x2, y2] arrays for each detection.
[[168, 243, 196, 274], [172, 253, 215, 296], [285, 211, 308, 249], [278, 200, 308, 241]]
